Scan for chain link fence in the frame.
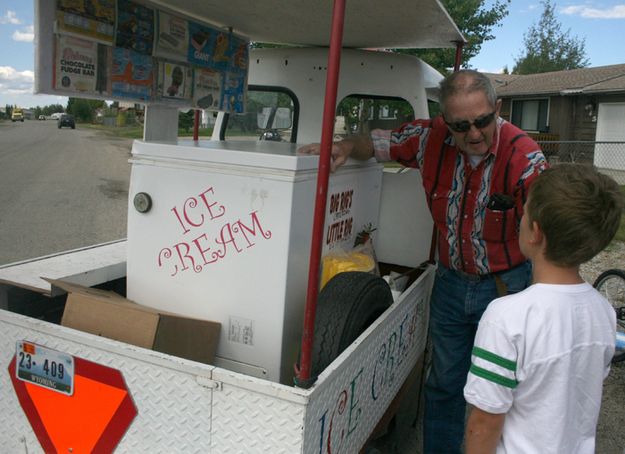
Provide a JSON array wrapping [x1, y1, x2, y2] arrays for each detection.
[[537, 141, 625, 184]]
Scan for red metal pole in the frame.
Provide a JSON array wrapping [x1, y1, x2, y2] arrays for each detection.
[[193, 110, 200, 141], [296, 0, 346, 386], [453, 40, 464, 72]]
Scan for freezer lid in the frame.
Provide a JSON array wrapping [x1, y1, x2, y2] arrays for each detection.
[[149, 0, 465, 49], [130, 139, 378, 172]]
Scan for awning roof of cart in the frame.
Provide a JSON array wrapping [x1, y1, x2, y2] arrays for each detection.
[[150, 0, 465, 49]]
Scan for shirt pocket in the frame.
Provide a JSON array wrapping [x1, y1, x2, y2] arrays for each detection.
[[429, 190, 449, 226], [482, 207, 517, 242]]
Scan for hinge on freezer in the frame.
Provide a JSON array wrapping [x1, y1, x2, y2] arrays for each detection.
[[196, 376, 222, 391]]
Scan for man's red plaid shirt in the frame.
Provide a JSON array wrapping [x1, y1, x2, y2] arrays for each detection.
[[372, 116, 548, 275]]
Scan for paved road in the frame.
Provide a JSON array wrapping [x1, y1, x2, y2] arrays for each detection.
[[0, 119, 132, 265]]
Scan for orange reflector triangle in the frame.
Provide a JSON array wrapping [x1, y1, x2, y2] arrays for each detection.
[[9, 355, 137, 453]]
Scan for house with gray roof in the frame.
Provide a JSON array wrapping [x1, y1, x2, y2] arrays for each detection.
[[487, 64, 625, 141], [486, 64, 625, 171]]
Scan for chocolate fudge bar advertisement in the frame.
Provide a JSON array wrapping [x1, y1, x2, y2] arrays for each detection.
[[111, 48, 154, 101], [193, 68, 223, 110], [56, 0, 116, 44], [154, 11, 189, 62], [115, 0, 154, 55], [54, 35, 111, 95]]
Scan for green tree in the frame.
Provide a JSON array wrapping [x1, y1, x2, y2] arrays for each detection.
[[67, 98, 106, 122], [252, 1, 509, 75], [512, 0, 589, 74], [394, 0, 511, 74], [178, 110, 194, 133], [44, 104, 64, 116]]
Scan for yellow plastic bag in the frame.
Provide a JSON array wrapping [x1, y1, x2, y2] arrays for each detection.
[[320, 248, 375, 289], [320, 224, 380, 289]]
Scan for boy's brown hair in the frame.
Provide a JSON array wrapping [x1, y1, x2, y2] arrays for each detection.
[[527, 163, 624, 267]]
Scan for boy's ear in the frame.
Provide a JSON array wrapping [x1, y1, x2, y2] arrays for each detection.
[[530, 221, 544, 245]]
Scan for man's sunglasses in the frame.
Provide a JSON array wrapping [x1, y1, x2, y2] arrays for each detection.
[[444, 111, 496, 133]]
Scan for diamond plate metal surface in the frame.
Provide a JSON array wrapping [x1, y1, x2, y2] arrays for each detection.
[[211, 380, 306, 453], [0, 314, 214, 453], [302, 266, 434, 454]]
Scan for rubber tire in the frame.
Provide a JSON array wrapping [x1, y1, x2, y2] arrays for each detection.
[[593, 269, 625, 363], [310, 271, 393, 378]]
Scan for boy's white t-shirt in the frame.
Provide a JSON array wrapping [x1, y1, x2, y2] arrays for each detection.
[[464, 282, 616, 454]]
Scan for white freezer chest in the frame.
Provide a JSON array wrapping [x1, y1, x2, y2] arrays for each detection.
[[126, 140, 383, 383]]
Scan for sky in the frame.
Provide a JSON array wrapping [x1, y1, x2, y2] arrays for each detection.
[[0, 1, 624, 109]]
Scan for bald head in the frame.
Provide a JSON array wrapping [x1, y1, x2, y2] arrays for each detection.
[[439, 70, 498, 116]]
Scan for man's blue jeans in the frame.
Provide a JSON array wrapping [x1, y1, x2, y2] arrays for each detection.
[[423, 262, 532, 454]]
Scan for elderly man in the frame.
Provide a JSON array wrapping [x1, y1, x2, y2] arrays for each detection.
[[299, 69, 548, 453]]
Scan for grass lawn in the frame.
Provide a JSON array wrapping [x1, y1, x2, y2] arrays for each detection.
[[82, 123, 214, 139]]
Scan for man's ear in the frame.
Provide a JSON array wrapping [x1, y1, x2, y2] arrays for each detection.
[[495, 99, 503, 116]]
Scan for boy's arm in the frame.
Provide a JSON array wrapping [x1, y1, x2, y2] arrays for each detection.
[[465, 406, 505, 454]]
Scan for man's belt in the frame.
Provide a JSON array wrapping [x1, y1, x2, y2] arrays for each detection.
[[451, 263, 529, 296]]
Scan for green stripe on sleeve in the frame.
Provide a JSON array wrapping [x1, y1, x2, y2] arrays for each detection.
[[472, 346, 516, 371], [470, 364, 518, 389]]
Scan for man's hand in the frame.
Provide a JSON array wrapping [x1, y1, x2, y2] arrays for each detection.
[[297, 141, 353, 172], [297, 135, 375, 172], [465, 406, 505, 454]]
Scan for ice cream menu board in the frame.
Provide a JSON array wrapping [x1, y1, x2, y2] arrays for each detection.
[[158, 61, 192, 100], [54, 34, 112, 95], [56, 0, 116, 44], [111, 47, 154, 100], [193, 68, 222, 110], [154, 11, 189, 62], [51, 0, 248, 112], [115, 0, 154, 55]]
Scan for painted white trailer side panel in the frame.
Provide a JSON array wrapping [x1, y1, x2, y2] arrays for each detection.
[[300, 266, 433, 453]]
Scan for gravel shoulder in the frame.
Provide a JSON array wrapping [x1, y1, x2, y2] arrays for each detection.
[[580, 241, 625, 454]]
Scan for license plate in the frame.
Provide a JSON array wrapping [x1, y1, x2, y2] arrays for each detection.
[[15, 341, 74, 396]]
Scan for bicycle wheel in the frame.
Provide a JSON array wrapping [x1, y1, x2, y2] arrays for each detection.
[[593, 269, 625, 363]]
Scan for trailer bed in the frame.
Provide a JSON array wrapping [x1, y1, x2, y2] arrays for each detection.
[[0, 265, 433, 453]]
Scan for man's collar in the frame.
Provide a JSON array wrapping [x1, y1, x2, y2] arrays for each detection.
[[490, 117, 504, 157]]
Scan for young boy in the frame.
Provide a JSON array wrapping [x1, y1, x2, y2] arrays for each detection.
[[463, 163, 624, 453]]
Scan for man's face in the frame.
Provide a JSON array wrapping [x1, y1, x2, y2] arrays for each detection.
[[443, 91, 501, 157]]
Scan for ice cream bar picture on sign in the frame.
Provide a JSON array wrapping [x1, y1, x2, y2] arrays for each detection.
[[154, 11, 189, 61], [159, 62, 192, 99]]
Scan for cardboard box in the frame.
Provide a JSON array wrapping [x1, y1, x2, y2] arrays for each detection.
[[49, 279, 220, 365]]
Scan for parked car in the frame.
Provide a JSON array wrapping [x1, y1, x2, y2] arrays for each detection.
[[57, 114, 75, 129], [38, 115, 46, 120]]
